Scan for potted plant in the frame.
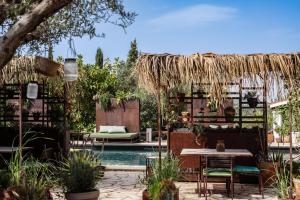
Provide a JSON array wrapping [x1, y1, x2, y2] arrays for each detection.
[[207, 98, 218, 121], [224, 106, 236, 122], [244, 91, 259, 108], [59, 150, 102, 200], [176, 92, 185, 103], [32, 111, 41, 121], [4, 103, 17, 121], [141, 156, 181, 200]]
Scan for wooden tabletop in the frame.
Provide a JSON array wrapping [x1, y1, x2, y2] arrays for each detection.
[[180, 148, 253, 157]]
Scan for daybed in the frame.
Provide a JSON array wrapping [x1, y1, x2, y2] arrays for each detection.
[[83, 125, 139, 143]]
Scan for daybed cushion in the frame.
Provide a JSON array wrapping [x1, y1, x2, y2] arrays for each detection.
[[86, 132, 138, 139], [203, 168, 232, 177], [233, 165, 260, 173], [99, 125, 126, 133]]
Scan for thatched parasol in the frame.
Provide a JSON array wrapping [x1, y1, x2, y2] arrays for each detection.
[[135, 52, 300, 99], [0, 56, 63, 84]]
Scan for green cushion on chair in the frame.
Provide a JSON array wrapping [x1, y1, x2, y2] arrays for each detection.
[[203, 168, 232, 177], [233, 165, 260, 173]]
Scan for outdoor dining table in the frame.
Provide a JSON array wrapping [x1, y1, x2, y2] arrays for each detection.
[[180, 148, 253, 199]]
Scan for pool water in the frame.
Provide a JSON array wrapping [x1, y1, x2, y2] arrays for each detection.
[[91, 146, 166, 166]]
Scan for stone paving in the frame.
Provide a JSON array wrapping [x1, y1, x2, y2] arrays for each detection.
[[99, 171, 278, 200]]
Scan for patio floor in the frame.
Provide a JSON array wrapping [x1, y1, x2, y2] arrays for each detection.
[[99, 171, 278, 200]]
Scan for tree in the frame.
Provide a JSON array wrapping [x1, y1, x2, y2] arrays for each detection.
[[126, 39, 138, 68], [0, 0, 136, 70], [95, 48, 104, 68], [117, 39, 138, 92]]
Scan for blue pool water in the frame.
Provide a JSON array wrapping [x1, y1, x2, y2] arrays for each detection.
[[91, 146, 166, 166]]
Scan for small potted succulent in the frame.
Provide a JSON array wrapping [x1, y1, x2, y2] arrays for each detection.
[[207, 98, 218, 121], [59, 150, 102, 200], [224, 106, 236, 122], [32, 111, 42, 121], [244, 91, 259, 108]]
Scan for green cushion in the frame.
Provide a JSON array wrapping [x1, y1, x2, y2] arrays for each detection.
[[233, 165, 260, 173], [203, 168, 232, 177]]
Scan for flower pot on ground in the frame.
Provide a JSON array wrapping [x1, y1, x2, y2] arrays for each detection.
[[141, 156, 181, 200], [224, 106, 236, 122], [267, 131, 274, 143], [59, 150, 102, 200], [244, 91, 258, 108]]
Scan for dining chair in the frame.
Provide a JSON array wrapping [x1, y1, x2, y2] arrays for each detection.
[[233, 165, 264, 198], [202, 156, 234, 199]]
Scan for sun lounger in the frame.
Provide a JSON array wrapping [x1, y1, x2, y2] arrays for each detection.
[[83, 126, 139, 143]]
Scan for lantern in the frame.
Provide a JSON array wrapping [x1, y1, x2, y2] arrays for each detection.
[[64, 58, 78, 81], [27, 82, 38, 99]]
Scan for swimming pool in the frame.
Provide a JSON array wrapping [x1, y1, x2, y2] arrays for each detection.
[[90, 146, 166, 166]]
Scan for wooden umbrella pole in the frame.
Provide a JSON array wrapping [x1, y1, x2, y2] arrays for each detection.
[[157, 66, 162, 171], [19, 83, 23, 165], [289, 105, 293, 188]]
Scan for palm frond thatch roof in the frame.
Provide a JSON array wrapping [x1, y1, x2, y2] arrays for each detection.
[[0, 56, 63, 84], [135, 52, 300, 99]]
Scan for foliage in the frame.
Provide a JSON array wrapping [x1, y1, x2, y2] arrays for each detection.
[[274, 89, 300, 137], [98, 92, 113, 112], [139, 92, 158, 130], [273, 156, 290, 199], [145, 156, 181, 200], [0, 0, 136, 55], [59, 150, 102, 193], [1, 132, 57, 200], [207, 98, 218, 112], [95, 48, 104, 68], [69, 56, 117, 131], [190, 124, 204, 136]]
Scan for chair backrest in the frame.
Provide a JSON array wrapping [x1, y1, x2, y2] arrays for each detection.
[[206, 157, 232, 168]]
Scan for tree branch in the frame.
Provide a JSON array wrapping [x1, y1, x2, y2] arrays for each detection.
[[0, 0, 72, 69]]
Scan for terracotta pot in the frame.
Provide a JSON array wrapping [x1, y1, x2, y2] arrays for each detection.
[[142, 188, 179, 200], [259, 161, 277, 186], [142, 189, 150, 200], [294, 178, 300, 199], [283, 135, 290, 143], [181, 112, 190, 122], [66, 190, 99, 200], [267, 132, 274, 143], [247, 97, 258, 108]]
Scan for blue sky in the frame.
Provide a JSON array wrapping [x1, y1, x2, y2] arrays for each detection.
[[54, 0, 300, 64]]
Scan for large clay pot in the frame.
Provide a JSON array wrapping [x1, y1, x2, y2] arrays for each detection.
[[259, 161, 277, 186], [66, 190, 99, 200], [267, 132, 274, 143], [293, 178, 300, 199]]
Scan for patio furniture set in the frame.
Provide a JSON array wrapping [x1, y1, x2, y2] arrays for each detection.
[[181, 148, 264, 199]]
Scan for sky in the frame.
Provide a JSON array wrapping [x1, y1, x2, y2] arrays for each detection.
[[54, 0, 300, 64]]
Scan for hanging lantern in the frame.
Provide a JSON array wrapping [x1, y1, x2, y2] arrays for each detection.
[[64, 58, 78, 81], [27, 82, 38, 99]]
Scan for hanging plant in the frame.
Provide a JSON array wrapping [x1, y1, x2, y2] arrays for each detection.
[[99, 93, 113, 112]]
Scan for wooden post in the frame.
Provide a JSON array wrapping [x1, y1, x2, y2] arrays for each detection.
[[289, 104, 293, 189], [157, 66, 162, 170], [18, 83, 23, 165]]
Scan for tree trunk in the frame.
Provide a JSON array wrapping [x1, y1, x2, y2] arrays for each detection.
[[0, 0, 72, 70]]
